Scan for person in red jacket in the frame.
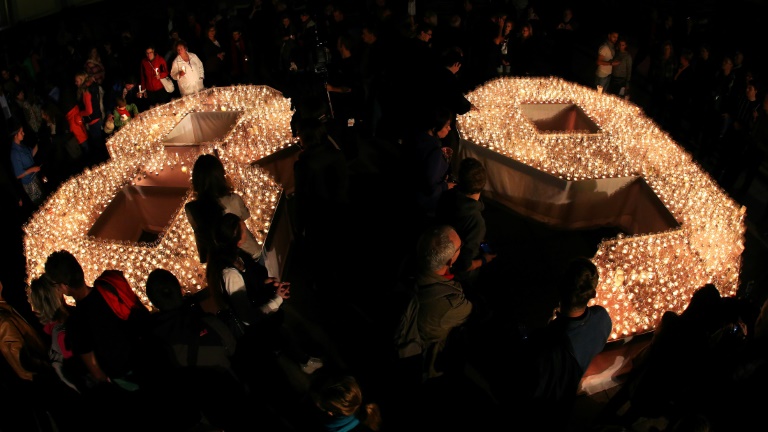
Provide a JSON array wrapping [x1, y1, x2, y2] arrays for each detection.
[[140, 45, 172, 106], [59, 83, 88, 159]]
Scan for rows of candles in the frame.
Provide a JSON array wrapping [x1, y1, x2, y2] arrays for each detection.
[[23, 80, 746, 338], [459, 77, 746, 340], [24, 86, 295, 305]]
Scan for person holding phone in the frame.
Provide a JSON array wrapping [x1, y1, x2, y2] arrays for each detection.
[[206, 213, 324, 375], [436, 157, 496, 291]]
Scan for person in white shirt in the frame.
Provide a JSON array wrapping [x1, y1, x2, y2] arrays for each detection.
[[595, 30, 619, 91], [170, 40, 205, 96]]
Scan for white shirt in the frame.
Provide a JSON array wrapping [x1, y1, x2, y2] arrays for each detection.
[[222, 267, 283, 325], [219, 193, 262, 259], [596, 42, 615, 78], [171, 52, 205, 96]]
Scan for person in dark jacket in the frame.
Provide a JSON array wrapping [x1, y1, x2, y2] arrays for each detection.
[[513, 258, 612, 430], [202, 25, 228, 88], [414, 225, 473, 380], [427, 49, 474, 151], [436, 157, 496, 291], [404, 107, 456, 222]]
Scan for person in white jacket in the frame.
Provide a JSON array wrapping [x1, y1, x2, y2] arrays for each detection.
[[170, 40, 205, 96]]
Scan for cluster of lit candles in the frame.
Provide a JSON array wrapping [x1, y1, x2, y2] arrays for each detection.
[[23, 79, 746, 339], [459, 77, 745, 340], [24, 86, 296, 305]]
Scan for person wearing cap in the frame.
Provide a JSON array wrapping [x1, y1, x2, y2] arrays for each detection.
[[9, 123, 44, 205]]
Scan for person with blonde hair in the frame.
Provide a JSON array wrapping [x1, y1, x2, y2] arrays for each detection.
[[44, 250, 149, 389], [2, 279, 84, 430], [27, 274, 69, 326], [27, 274, 81, 392]]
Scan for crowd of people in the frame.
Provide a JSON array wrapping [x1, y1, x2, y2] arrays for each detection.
[[2, 1, 768, 431]]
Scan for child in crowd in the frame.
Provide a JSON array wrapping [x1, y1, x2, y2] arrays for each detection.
[[111, 96, 139, 131], [310, 375, 382, 431]]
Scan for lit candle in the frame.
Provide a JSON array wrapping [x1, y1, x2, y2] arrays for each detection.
[[456, 76, 745, 340]]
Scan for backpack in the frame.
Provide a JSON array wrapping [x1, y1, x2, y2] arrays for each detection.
[[93, 270, 143, 320], [513, 321, 584, 429], [520, 320, 583, 403], [392, 278, 461, 359]]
